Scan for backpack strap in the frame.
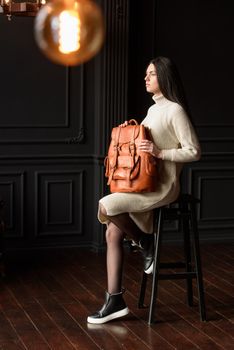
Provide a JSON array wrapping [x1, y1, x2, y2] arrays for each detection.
[[107, 126, 121, 185], [129, 125, 137, 159]]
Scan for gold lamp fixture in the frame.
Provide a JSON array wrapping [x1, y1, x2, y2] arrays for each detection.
[[0, 0, 105, 66], [0, 0, 46, 19]]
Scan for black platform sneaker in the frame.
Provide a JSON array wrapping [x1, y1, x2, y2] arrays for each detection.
[[87, 290, 129, 324], [138, 234, 155, 274]]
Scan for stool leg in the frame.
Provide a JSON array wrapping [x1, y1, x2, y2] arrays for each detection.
[[182, 213, 194, 306], [138, 272, 148, 308], [138, 209, 158, 308], [190, 203, 206, 321], [148, 209, 163, 325]]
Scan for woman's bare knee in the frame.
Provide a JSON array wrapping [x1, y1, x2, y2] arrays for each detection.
[[106, 223, 125, 244], [99, 203, 107, 216], [105, 223, 117, 243]]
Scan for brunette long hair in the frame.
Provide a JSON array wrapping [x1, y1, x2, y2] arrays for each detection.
[[150, 56, 191, 118]]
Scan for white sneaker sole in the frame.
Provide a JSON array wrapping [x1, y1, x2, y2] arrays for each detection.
[[87, 307, 129, 324], [144, 261, 154, 274]]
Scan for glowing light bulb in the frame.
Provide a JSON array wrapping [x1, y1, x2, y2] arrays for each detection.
[[58, 10, 80, 53], [34, 0, 105, 66]]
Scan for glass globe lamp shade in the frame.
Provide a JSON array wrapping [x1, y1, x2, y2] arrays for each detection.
[[34, 0, 105, 66]]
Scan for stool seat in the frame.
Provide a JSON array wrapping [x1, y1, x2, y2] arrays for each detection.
[[138, 193, 206, 324]]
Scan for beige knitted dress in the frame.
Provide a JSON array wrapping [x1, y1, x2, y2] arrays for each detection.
[[98, 94, 201, 233]]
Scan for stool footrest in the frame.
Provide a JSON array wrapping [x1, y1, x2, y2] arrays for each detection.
[[164, 210, 190, 220], [160, 262, 187, 269], [159, 272, 197, 280]]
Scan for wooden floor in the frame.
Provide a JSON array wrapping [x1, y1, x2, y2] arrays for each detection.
[[0, 243, 234, 350]]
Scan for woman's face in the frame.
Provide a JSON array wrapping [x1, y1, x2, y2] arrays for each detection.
[[145, 63, 161, 95]]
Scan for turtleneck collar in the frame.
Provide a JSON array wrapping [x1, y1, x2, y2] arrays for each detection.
[[152, 94, 170, 107]]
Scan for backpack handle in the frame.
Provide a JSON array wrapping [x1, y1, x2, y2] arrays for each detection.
[[128, 119, 138, 125]]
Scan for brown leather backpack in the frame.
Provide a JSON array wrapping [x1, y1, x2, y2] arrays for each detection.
[[104, 119, 159, 193]]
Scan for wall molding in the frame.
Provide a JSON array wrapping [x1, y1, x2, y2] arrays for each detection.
[[0, 66, 85, 144], [34, 170, 84, 237], [94, 0, 129, 157], [0, 171, 25, 237], [188, 166, 234, 233]]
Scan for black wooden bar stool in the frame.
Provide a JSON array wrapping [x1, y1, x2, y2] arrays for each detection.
[[138, 194, 206, 325]]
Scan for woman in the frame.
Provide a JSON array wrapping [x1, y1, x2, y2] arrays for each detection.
[[87, 56, 201, 324]]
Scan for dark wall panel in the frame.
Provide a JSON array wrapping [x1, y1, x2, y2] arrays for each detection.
[[0, 172, 24, 238], [128, 0, 234, 242], [154, 0, 234, 241], [155, 0, 234, 128], [35, 170, 84, 237], [0, 17, 88, 154], [0, 159, 95, 250], [0, 14, 95, 250]]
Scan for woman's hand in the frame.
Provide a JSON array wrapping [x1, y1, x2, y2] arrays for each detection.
[[119, 121, 129, 128], [138, 140, 162, 158]]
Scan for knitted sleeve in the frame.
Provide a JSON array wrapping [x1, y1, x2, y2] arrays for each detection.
[[161, 107, 201, 163]]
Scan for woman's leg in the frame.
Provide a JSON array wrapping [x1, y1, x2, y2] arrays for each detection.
[[99, 203, 144, 242], [99, 203, 154, 274], [87, 221, 129, 324], [106, 222, 126, 294], [87, 204, 154, 324]]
